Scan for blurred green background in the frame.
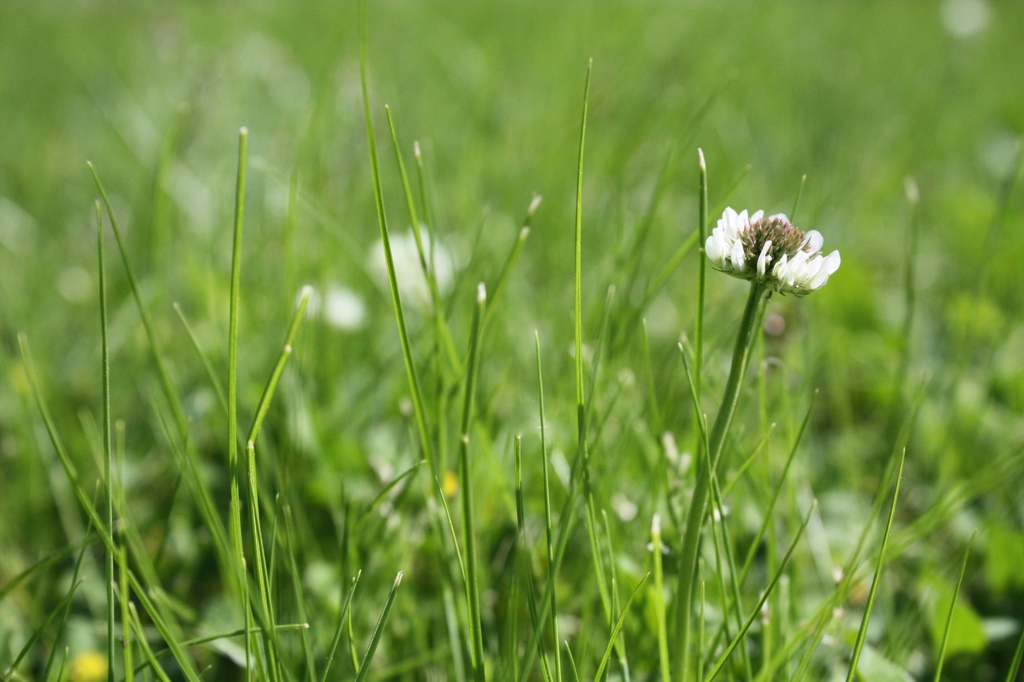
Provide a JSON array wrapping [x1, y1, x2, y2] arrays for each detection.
[[2, 1, 1024, 679]]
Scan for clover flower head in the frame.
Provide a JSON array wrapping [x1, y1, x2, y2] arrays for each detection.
[[705, 207, 840, 296]]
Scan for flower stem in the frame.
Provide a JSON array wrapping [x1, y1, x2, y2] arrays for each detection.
[[676, 281, 767, 680]]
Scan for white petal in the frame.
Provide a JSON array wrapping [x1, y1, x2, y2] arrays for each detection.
[[729, 239, 747, 271], [807, 251, 841, 290], [757, 240, 772, 278], [718, 208, 741, 239], [802, 230, 824, 254], [821, 250, 841, 275], [705, 234, 726, 266]]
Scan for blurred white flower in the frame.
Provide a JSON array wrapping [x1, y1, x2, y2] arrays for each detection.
[[301, 284, 366, 331], [705, 208, 840, 296], [941, 0, 990, 38], [611, 492, 638, 521], [369, 228, 454, 311], [323, 285, 366, 331]]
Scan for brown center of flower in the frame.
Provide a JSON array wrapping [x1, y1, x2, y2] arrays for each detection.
[[743, 216, 807, 264]]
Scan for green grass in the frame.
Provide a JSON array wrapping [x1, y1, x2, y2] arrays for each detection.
[[2, 1, 1024, 680]]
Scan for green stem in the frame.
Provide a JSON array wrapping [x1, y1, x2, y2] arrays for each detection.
[[676, 281, 767, 680]]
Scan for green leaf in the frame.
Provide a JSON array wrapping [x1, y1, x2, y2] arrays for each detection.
[[922, 569, 988, 656], [856, 644, 913, 682], [984, 521, 1024, 593]]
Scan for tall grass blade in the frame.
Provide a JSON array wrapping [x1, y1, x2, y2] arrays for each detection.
[[535, 331, 561, 682], [483, 196, 538, 330], [694, 149, 708, 418], [459, 284, 488, 681], [173, 302, 229, 417], [384, 105, 462, 375], [514, 435, 554, 682], [1005, 620, 1024, 682], [593, 574, 650, 681], [358, 0, 435, 476], [676, 282, 768, 680], [569, 56, 615, 636], [96, 200, 116, 682], [127, 603, 174, 682], [933, 531, 975, 682], [86, 161, 192, 451], [224, 126, 260, 681], [3, 579, 82, 680], [846, 449, 906, 682], [0, 539, 92, 600], [320, 571, 362, 682], [353, 572, 404, 682], [41, 527, 93, 682], [248, 286, 312, 446], [652, 515, 671, 682], [703, 501, 816, 682]]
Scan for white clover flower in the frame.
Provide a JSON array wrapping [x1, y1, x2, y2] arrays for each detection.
[[369, 228, 454, 311], [705, 207, 840, 296]]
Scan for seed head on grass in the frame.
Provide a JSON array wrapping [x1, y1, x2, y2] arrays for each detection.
[[705, 207, 841, 295]]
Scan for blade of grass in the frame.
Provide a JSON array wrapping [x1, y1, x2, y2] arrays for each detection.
[[652, 515, 671, 682], [247, 286, 312, 447], [515, 435, 554, 682], [245, 442, 281, 680], [87, 162, 187, 439], [535, 331, 561, 682], [787, 399, 921, 681], [124, 573, 204, 682], [889, 177, 920, 440], [3, 579, 82, 680], [703, 397, 814, 662], [516, 61, 606, 682], [933, 531, 976, 682], [96, 199, 116, 682], [353, 572, 404, 682], [570, 56, 615, 640], [280, 506, 316, 682], [694, 149, 708, 420], [132, 623, 309, 677], [1005, 620, 1024, 682], [483, 196, 539, 330], [21, 334, 206, 679], [0, 539, 92, 601], [601, 509, 631, 681], [789, 174, 807, 223], [676, 282, 768, 680], [127, 603, 174, 682], [459, 284, 488, 681], [359, 460, 425, 524], [40, 528, 94, 682], [707, 475, 752, 681], [239, 288, 312, 681], [320, 572, 362, 682], [846, 449, 906, 682], [384, 105, 462, 376], [565, 643, 580, 682], [592, 574, 650, 680], [172, 302, 228, 417], [89, 161, 233, 579], [359, 0, 435, 479], [703, 500, 816, 682], [225, 126, 261, 682]]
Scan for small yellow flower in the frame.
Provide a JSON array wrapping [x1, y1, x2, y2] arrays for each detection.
[[442, 470, 459, 499], [70, 651, 108, 682]]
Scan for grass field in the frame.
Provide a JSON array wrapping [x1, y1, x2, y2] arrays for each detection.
[[2, 1, 1024, 680]]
